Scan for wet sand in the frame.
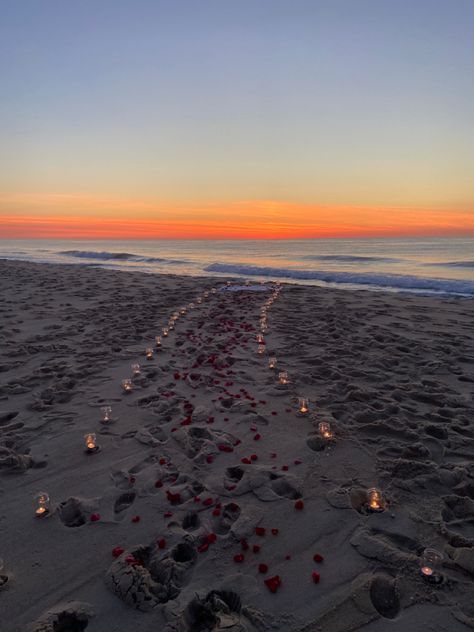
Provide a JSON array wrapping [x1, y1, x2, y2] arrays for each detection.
[[1, 260, 474, 632]]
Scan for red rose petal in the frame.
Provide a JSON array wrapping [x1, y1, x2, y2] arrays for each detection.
[[131, 515, 140, 523], [271, 528, 279, 536], [250, 454, 258, 461], [312, 571, 320, 584], [207, 533, 217, 544], [264, 575, 281, 593], [202, 497, 213, 506], [313, 553, 324, 563], [258, 563, 269, 574], [157, 538, 166, 549], [90, 513, 100, 522], [253, 544, 261, 553], [233, 554, 245, 563], [241, 538, 249, 551], [254, 433, 261, 441], [255, 527, 266, 537], [295, 499, 304, 510], [212, 508, 221, 517], [198, 542, 209, 553], [206, 455, 214, 464], [112, 546, 125, 558]]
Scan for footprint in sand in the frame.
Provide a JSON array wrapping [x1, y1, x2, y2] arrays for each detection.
[[114, 491, 136, 515], [105, 538, 197, 611], [26, 601, 93, 632]]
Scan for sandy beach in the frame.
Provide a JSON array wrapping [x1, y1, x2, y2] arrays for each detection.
[[1, 259, 474, 632]]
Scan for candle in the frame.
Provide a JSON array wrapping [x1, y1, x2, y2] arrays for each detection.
[[180, 307, 187, 315], [84, 432, 99, 453], [100, 406, 112, 422], [203, 291, 209, 298], [155, 335, 162, 348], [269, 356, 277, 369], [258, 344, 266, 355], [298, 397, 309, 414], [420, 548, 443, 579], [211, 288, 217, 294], [131, 363, 141, 375], [278, 371, 289, 385], [162, 326, 169, 337], [168, 321, 175, 331], [197, 297, 202, 304], [122, 378, 133, 393], [318, 421, 333, 439], [35, 492, 50, 517], [257, 333, 264, 344], [146, 348, 154, 360], [367, 487, 385, 512]]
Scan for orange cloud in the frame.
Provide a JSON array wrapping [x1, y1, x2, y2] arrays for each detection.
[[0, 193, 473, 239]]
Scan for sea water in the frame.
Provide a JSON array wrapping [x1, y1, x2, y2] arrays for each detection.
[[0, 238, 473, 297]]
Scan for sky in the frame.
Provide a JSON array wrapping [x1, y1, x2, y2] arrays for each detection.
[[0, 0, 473, 239]]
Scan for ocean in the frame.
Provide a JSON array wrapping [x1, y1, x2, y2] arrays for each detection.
[[0, 238, 473, 297]]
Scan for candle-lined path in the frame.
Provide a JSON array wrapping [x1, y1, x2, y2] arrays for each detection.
[[0, 260, 473, 631]]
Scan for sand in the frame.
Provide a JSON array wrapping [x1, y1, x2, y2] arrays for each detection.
[[0, 259, 473, 632]]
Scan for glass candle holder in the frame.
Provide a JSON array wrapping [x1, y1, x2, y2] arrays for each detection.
[[100, 406, 112, 422], [318, 421, 333, 439], [146, 348, 154, 360], [420, 548, 443, 580], [257, 333, 264, 344], [203, 291, 209, 298], [34, 492, 50, 517], [162, 326, 169, 337], [298, 397, 309, 414], [155, 335, 162, 348], [84, 432, 99, 453], [122, 378, 133, 393], [258, 344, 266, 355], [168, 321, 175, 330], [367, 487, 385, 512], [189, 302, 195, 309], [197, 297, 202, 304], [211, 288, 217, 294], [131, 363, 141, 375], [268, 356, 277, 369], [278, 371, 289, 385]]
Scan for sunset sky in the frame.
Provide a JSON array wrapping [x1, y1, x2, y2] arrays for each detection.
[[1, 0, 473, 239]]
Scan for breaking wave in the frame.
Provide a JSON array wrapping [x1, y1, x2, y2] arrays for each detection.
[[59, 250, 188, 264], [204, 263, 474, 296]]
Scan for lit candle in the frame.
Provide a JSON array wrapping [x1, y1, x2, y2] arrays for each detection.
[[298, 397, 309, 414], [269, 356, 277, 369], [131, 363, 141, 375], [197, 297, 202, 304], [155, 335, 162, 348], [367, 487, 385, 512], [162, 326, 169, 337], [211, 288, 217, 294], [257, 333, 264, 344], [258, 344, 266, 355], [146, 348, 154, 360], [203, 291, 209, 298], [84, 432, 99, 453], [180, 307, 187, 315], [122, 378, 133, 393], [278, 371, 289, 385], [420, 548, 443, 579], [100, 406, 112, 422], [318, 421, 333, 439], [35, 492, 50, 517], [168, 321, 175, 330]]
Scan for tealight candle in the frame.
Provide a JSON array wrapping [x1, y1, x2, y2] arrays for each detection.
[[34, 492, 50, 517], [420, 548, 443, 580], [318, 421, 333, 439], [84, 432, 100, 453], [367, 487, 385, 512], [162, 326, 169, 337], [145, 348, 154, 360], [155, 335, 162, 348], [278, 371, 289, 385], [298, 397, 309, 414], [269, 356, 277, 369], [131, 363, 141, 375], [122, 378, 133, 393], [257, 333, 264, 344], [100, 406, 112, 422], [258, 344, 266, 355]]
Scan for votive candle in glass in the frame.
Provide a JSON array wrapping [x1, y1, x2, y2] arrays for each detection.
[[258, 344, 266, 355], [34, 492, 50, 518], [318, 421, 333, 439], [269, 356, 277, 369], [278, 371, 289, 385], [298, 397, 309, 414], [155, 335, 162, 348], [122, 378, 133, 393], [84, 432, 99, 453], [100, 406, 112, 422], [420, 548, 443, 579], [162, 326, 169, 337], [131, 363, 141, 375], [367, 487, 385, 512]]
